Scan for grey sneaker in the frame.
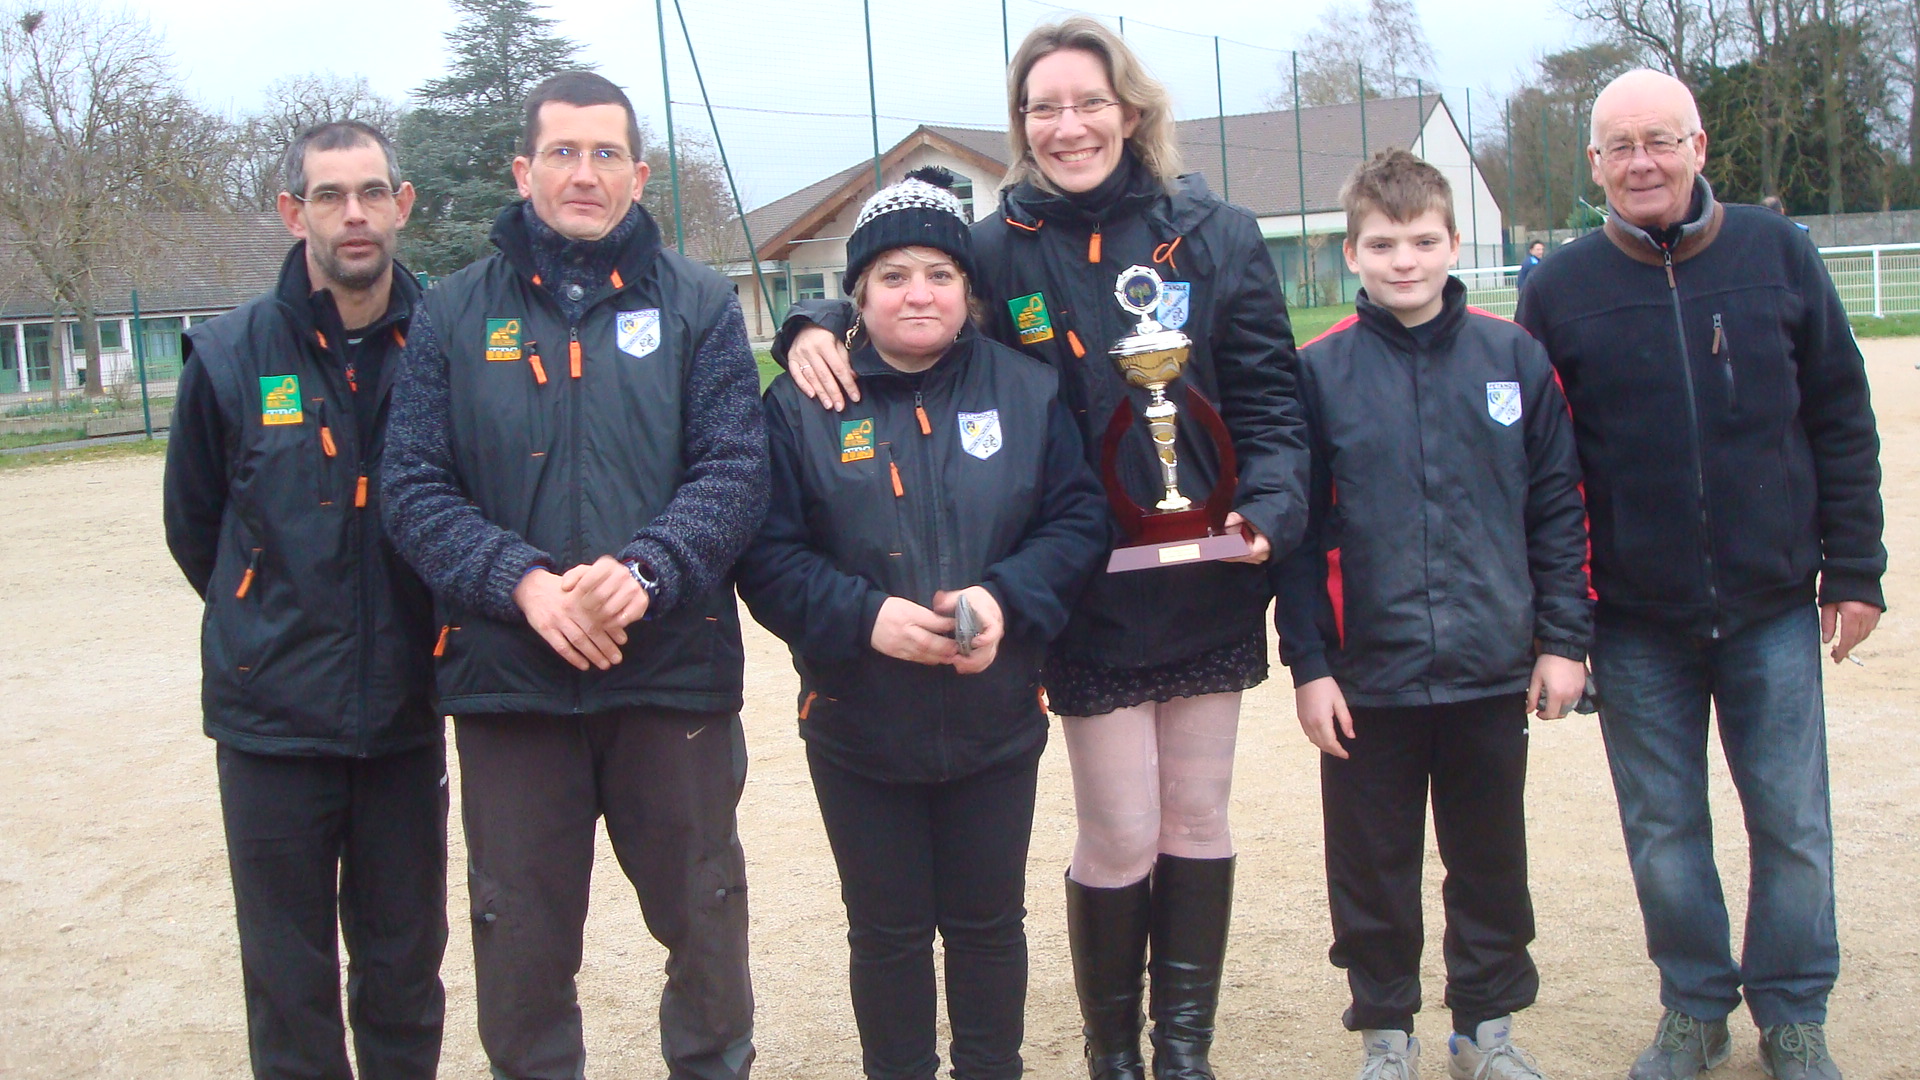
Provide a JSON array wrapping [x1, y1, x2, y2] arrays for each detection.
[[1448, 1016, 1548, 1079], [1759, 1022, 1841, 1080], [1628, 1010, 1732, 1079], [1358, 1029, 1422, 1080]]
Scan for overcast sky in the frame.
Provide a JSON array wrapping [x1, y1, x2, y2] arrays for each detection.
[[127, 0, 1589, 209]]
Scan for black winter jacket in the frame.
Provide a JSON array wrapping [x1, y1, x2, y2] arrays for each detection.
[[1516, 179, 1884, 637], [777, 168, 1309, 669], [739, 330, 1107, 782], [164, 245, 438, 756], [1272, 280, 1592, 707], [382, 204, 769, 716]]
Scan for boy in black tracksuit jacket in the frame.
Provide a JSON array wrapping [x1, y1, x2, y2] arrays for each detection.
[[1271, 151, 1592, 1080]]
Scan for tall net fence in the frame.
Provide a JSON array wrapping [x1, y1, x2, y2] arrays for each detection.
[[649, 0, 1565, 334]]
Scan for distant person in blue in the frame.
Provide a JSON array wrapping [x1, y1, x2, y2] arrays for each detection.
[[1515, 239, 1546, 291]]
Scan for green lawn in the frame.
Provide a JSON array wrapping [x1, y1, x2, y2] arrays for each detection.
[[1852, 313, 1920, 338], [0, 436, 166, 470], [0, 428, 86, 450]]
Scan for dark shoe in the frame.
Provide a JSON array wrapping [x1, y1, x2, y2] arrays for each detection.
[[1627, 1009, 1731, 1079], [1066, 870, 1152, 1080], [1759, 1022, 1841, 1080], [1147, 854, 1234, 1080]]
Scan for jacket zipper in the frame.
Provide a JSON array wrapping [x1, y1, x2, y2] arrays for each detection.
[[1712, 312, 1734, 411], [909, 383, 953, 777], [1663, 247, 1721, 638], [568, 321, 585, 712]]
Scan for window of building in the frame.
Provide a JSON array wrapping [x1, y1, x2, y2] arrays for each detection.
[[793, 273, 827, 302], [951, 176, 975, 221], [67, 320, 125, 352]]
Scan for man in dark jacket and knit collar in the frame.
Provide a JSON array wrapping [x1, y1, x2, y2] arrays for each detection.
[[383, 72, 768, 1080], [164, 121, 447, 1079], [1516, 69, 1884, 1080]]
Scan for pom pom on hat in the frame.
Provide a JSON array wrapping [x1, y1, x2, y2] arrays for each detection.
[[842, 165, 977, 294]]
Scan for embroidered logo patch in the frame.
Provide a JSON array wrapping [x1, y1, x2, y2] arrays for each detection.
[[485, 318, 522, 362], [1487, 381, 1523, 426], [259, 375, 303, 426], [1009, 293, 1055, 345], [958, 410, 1002, 460], [840, 417, 875, 463], [617, 308, 661, 359], [1156, 281, 1191, 330]]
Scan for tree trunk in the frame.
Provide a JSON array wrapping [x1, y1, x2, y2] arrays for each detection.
[[78, 309, 102, 397]]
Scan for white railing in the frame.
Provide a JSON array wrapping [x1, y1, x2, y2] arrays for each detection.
[[1442, 242, 1920, 320]]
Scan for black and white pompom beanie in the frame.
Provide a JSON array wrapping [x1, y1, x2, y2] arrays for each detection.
[[841, 165, 978, 293]]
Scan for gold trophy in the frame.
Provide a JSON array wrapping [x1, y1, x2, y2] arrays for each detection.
[[1101, 266, 1250, 573]]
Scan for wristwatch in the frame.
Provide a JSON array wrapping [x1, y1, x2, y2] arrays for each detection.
[[623, 558, 658, 595]]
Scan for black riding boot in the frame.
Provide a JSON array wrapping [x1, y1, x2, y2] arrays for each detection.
[[1147, 854, 1234, 1080], [1065, 870, 1152, 1080]]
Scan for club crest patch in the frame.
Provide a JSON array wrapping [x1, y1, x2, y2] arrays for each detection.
[[1487, 381, 1523, 426], [840, 417, 875, 463], [1156, 282, 1191, 330], [1009, 293, 1055, 345], [617, 308, 661, 359], [260, 375, 303, 425], [958, 409, 1002, 460], [485, 318, 522, 362]]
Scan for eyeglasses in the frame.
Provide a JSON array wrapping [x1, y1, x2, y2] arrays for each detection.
[[534, 145, 635, 173], [1020, 98, 1121, 123], [1598, 134, 1693, 164], [293, 184, 395, 212]]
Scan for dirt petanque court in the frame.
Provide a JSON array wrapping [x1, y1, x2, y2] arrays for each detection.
[[3, 339, 1918, 1079]]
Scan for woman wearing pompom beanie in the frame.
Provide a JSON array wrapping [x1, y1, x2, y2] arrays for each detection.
[[775, 19, 1309, 1080], [739, 166, 1108, 1080]]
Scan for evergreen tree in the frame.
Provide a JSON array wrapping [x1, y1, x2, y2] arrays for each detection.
[[399, 0, 588, 274]]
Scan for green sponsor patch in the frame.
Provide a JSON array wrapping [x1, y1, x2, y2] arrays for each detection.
[[260, 374, 303, 426], [840, 417, 875, 463], [485, 317, 523, 362], [1009, 292, 1055, 345]]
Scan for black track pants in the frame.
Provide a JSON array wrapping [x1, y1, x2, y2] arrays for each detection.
[[1320, 692, 1538, 1035]]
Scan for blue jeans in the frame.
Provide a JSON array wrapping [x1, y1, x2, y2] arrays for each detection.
[[1591, 605, 1838, 1027]]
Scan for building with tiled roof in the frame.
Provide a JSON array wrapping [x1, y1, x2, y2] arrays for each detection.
[[1, 211, 290, 394], [707, 95, 1505, 338]]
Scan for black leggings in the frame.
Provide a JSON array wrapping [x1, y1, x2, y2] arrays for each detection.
[[807, 744, 1042, 1080]]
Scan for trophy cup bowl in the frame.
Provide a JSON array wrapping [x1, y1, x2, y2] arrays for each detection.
[[1100, 266, 1251, 572]]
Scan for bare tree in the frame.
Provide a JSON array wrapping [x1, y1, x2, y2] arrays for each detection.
[[0, 3, 228, 397], [1269, 0, 1437, 108], [228, 74, 402, 210], [1563, 0, 1735, 77]]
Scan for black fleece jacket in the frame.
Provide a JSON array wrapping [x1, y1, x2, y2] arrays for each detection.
[[1516, 178, 1884, 637]]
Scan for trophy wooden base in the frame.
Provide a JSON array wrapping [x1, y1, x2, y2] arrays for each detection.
[[1107, 531, 1253, 573]]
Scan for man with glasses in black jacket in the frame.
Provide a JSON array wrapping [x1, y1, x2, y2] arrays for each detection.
[[164, 120, 446, 1080]]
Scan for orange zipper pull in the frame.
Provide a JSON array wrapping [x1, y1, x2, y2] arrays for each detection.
[[235, 548, 261, 599], [319, 426, 337, 457], [529, 352, 548, 385], [890, 461, 904, 497], [433, 624, 451, 658], [1067, 330, 1086, 358], [354, 475, 368, 508], [1088, 229, 1102, 263], [569, 330, 582, 378], [914, 391, 931, 435]]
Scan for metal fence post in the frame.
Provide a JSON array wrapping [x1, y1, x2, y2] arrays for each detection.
[[1873, 245, 1884, 317], [1294, 51, 1309, 308], [1467, 87, 1479, 269], [655, 0, 684, 254], [863, 0, 881, 192], [131, 289, 152, 440], [1215, 37, 1229, 203]]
